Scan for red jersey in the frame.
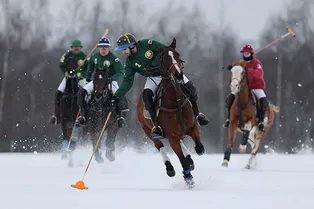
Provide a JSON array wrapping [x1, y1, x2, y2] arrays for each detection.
[[245, 58, 266, 89]]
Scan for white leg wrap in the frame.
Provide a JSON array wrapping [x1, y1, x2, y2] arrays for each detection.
[[160, 147, 170, 163]]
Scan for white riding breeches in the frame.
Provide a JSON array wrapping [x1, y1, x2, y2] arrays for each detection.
[[252, 89, 266, 99], [57, 77, 87, 93], [231, 89, 266, 99], [83, 80, 119, 95], [144, 75, 190, 94]]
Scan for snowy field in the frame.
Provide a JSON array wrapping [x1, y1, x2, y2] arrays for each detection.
[[1, 149, 313, 209]]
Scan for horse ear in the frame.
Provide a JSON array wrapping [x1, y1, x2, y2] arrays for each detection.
[[169, 37, 176, 49], [239, 59, 246, 68]]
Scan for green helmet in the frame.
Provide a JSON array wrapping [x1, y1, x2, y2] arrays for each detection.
[[114, 33, 136, 52], [71, 39, 83, 48]]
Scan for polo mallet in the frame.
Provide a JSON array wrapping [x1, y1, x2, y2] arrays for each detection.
[[254, 27, 296, 54], [222, 27, 296, 70], [71, 111, 112, 190], [76, 28, 109, 73]]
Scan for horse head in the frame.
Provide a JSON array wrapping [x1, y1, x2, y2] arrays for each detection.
[[65, 57, 79, 79], [156, 38, 185, 83], [229, 60, 249, 94], [93, 65, 110, 99]]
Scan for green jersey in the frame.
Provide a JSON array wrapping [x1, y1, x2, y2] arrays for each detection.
[[86, 51, 124, 83], [115, 39, 167, 98], [59, 50, 88, 79]]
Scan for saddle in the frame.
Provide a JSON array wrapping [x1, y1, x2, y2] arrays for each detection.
[[143, 84, 163, 119], [143, 84, 189, 120]]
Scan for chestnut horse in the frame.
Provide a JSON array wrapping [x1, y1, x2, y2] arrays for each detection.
[[137, 38, 205, 188], [222, 61, 279, 169]]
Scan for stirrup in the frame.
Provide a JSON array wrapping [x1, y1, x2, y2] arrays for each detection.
[[151, 126, 163, 139], [222, 119, 230, 128], [196, 113, 209, 126], [117, 117, 126, 128], [258, 122, 265, 132]]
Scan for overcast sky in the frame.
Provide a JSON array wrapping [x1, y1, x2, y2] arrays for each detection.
[[49, 0, 291, 43]]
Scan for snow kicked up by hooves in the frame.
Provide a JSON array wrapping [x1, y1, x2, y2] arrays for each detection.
[[1, 150, 313, 209]]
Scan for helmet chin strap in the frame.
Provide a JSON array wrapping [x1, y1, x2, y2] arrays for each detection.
[[243, 53, 253, 62], [129, 44, 136, 55]]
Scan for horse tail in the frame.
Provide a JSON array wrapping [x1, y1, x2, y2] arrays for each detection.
[[269, 103, 280, 113]]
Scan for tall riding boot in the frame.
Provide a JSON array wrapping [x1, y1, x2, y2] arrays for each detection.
[[50, 90, 62, 124], [258, 97, 269, 132], [184, 81, 209, 126], [116, 99, 126, 128], [142, 89, 163, 138], [222, 93, 235, 128]]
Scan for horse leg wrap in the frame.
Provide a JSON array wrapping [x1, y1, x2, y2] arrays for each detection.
[[224, 147, 232, 161], [179, 155, 190, 172], [182, 169, 193, 180], [241, 130, 250, 146], [54, 90, 62, 117], [105, 136, 115, 152], [186, 155, 195, 171]]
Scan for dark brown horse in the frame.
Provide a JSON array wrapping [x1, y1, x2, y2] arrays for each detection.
[[137, 38, 205, 188], [222, 61, 279, 169], [77, 67, 125, 164]]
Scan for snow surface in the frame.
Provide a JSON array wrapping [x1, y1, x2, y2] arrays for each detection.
[[1, 150, 313, 209]]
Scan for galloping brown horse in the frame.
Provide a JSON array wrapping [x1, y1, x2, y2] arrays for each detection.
[[222, 61, 279, 169], [137, 38, 205, 188]]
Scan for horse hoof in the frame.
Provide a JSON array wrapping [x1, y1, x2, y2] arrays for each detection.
[[165, 161, 175, 177], [185, 178, 195, 189], [183, 170, 195, 189], [195, 143, 205, 156], [95, 156, 104, 164], [238, 145, 247, 153], [221, 160, 228, 168], [61, 153, 67, 160], [167, 170, 176, 177], [105, 151, 115, 162], [245, 164, 251, 169], [186, 155, 195, 171]]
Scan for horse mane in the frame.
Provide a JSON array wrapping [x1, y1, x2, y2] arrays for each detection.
[[232, 59, 246, 68]]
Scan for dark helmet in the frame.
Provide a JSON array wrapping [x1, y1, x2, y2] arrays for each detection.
[[114, 33, 136, 52], [97, 37, 111, 48]]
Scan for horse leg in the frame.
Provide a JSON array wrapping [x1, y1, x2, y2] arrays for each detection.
[[60, 120, 69, 160], [90, 130, 104, 164], [180, 140, 195, 171], [188, 122, 205, 156], [105, 125, 119, 162], [67, 121, 79, 167], [184, 123, 205, 171], [170, 138, 195, 188], [246, 112, 274, 169], [142, 126, 175, 177], [222, 121, 237, 167]]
